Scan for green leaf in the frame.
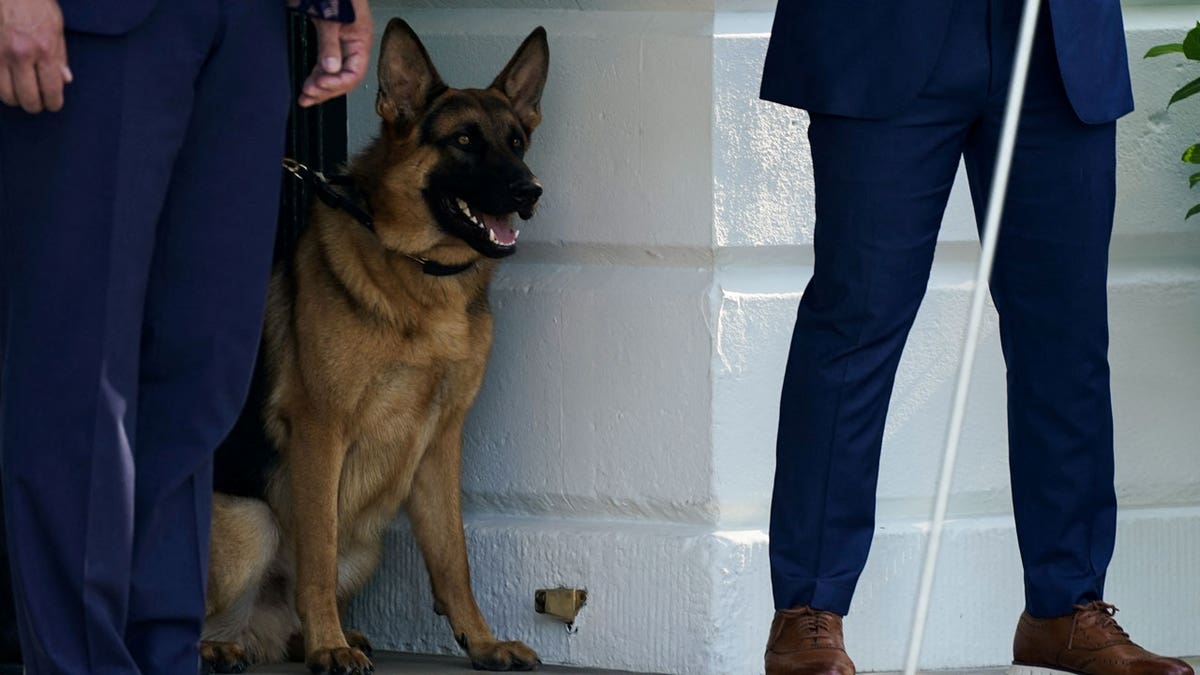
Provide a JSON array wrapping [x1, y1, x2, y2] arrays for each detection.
[[1191, 172, 1200, 189], [1184, 144, 1200, 164], [1145, 43, 1184, 58], [1169, 75, 1200, 106], [1187, 203, 1200, 220], [1185, 22, 1200, 60]]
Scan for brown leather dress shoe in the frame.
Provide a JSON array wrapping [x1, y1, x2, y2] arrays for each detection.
[[1011, 601, 1195, 675], [764, 606, 855, 675]]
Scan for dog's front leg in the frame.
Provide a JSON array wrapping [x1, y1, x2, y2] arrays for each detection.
[[408, 426, 540, 671], [288, 424, 373, 675]]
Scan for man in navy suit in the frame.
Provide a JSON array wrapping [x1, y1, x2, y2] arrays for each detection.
[[761, 1, 1195, 673], [0, 0, 370, 672]]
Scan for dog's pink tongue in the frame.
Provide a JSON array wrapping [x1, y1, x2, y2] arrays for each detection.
[[480, 212, 517, 246]]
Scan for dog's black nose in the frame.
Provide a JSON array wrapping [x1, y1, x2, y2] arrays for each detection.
[[510, 178, 542, 207]]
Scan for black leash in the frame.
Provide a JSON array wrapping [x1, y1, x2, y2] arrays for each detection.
[[281, 158, 476, 277]]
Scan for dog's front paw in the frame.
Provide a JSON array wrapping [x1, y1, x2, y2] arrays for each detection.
[[469, 640, 540, 671], [343, 630, 374, 658], [200, 640, 249, 674], [306, 646, 374, 674]]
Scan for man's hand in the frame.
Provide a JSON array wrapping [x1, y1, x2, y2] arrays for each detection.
[[0, 0, 71, 113], [299, 0, 372, 108]]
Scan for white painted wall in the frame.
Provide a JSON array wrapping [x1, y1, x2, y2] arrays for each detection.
[[345, 2, 1200, 672]]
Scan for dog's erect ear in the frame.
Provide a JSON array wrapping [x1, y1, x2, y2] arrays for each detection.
[[376, 19, 446, 131], [490, 27, 549, 134]]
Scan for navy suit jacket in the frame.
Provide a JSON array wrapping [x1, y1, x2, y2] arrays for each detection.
[[760, 0, 1135, 125], [58, 0, 157, 35], [59, 0, 354, 35]]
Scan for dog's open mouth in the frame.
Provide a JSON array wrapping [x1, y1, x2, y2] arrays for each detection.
[[430, 194, 527, 258], [451, 198, 520, 247]]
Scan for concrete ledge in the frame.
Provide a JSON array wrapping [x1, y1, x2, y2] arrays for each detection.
[[708, 262, 1200, 525], [346, 506, 1199, 674], [346, 518, 771, 675], [850, 506, 1200, 671]]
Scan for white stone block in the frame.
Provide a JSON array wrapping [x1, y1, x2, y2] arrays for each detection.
[[709, 261, 1200, 524], [345, 507, 1200, 673], [848, 506, 1200, 671], [463, 263, 718, 523], [345, 517, 773, 674]]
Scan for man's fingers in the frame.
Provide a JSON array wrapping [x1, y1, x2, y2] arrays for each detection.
[[297, 9, 374, 107], [35, 60, 63, 112], [299, 79, 333, 104], [305, 70, 343, 93], [298, 90, 331, 107], [60, 38, 73, 84], [298, 68, 336, 107], [0, 0, 69, 113], [299, 61, 362, 107], [310, 45, 368, 93], [12, 62, 42, 114], [341, 44, 368, 85], [314, 21, 342, 74], [303, 74, 354, 104], [309, 70, 355, 91], [0, 68, 16, 107]]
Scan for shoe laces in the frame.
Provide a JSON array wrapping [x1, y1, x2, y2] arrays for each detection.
[[805, 612, 835, 636], [786, 607, 837, 642], [1068, 601, 1131, 649]]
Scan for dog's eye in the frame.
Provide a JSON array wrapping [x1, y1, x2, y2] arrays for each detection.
[[456, 134, 473, 147], [511, 137, 524, 150]]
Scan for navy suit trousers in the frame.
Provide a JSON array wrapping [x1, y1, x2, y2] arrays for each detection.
[[771, 0, 1118, 618], [0, 0, 289, 672]]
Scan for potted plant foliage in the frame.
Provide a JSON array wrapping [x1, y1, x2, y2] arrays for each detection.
[[1146, 22, 1200, 219]]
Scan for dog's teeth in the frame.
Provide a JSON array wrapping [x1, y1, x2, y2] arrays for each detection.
[[459, 199, 482, 225], [513, 230, 521, 240], [488, 229, 498, 244]]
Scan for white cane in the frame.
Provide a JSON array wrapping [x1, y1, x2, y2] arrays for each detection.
[[902, 0, 1043, 672]]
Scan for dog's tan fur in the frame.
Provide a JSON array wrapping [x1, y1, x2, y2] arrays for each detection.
[[201, 20, 547, 674]]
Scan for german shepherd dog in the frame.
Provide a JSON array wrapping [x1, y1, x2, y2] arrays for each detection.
[[200, 20, 548, 674]]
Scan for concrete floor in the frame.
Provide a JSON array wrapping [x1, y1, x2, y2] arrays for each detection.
[[4, 653, 1193, 674], [251, 654, 1200, 675], [0, 653, 1193, 674], [253, 652, 648, 674]]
